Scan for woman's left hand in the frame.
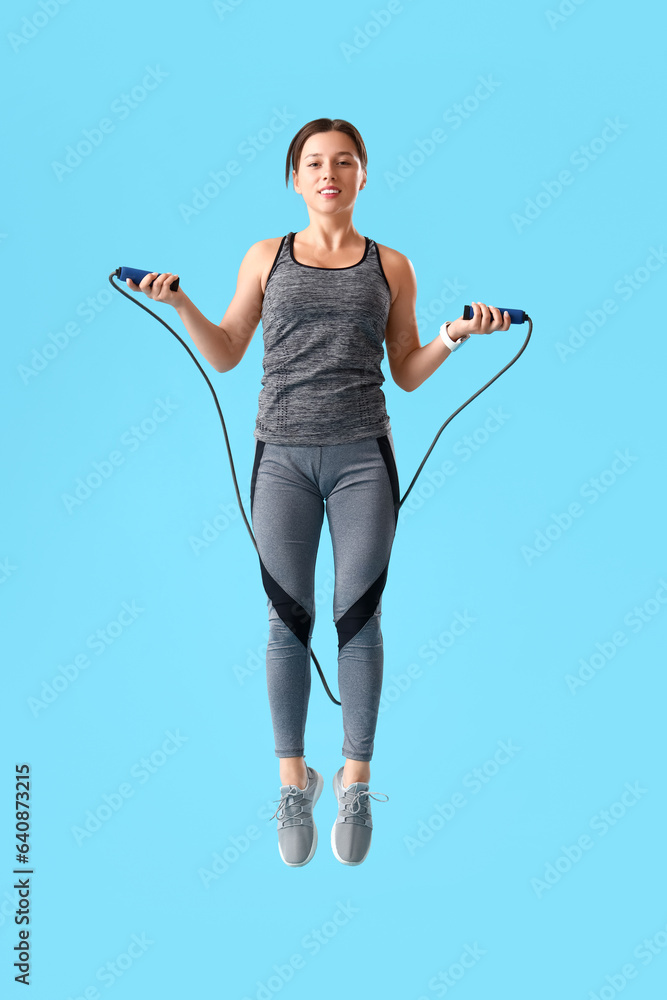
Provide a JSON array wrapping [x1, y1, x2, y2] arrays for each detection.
[[449, 301, 511, 339]]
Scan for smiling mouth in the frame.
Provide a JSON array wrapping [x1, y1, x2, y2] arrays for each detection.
[[319, 189, 340, 196]]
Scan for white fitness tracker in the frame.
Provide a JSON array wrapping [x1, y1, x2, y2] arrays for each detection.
[[439, 321, 469, 353]]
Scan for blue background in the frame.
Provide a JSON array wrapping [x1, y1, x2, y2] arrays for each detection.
[[2, 0, 666, 997]]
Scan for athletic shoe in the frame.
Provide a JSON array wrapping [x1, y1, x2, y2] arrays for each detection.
[[331, 766, 389, 865], [270, 765, 323, 867]]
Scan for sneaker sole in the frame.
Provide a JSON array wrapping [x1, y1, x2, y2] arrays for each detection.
[[278, 770, 324, 868], [330, 772, 371, 866]]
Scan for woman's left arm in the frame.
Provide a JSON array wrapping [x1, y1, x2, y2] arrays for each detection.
[[384, 254, 510, 392]]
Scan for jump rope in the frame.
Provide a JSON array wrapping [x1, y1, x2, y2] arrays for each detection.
[[109, 265, 532, 706]]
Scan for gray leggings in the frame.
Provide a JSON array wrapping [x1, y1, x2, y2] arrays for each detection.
[[250, 431, 400, 762]]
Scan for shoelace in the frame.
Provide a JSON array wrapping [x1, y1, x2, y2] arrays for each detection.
[[270, 785, 307, 826], [338, 784, 389, 827]]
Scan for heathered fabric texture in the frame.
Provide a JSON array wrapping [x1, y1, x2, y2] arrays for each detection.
[[254, 231, 393, 446], [249, 431, 400, 761]]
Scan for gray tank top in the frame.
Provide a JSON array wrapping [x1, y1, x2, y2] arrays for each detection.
[[254, 231, 393, 446]]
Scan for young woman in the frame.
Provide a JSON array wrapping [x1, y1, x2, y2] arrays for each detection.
[[126, 117, 510, 868]]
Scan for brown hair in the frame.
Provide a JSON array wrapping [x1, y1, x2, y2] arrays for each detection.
[[285, 118, 368, 188]]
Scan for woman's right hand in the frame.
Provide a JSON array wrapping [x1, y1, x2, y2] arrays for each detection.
[[125, 271, 184, 308], [449, 301, 511, 338]]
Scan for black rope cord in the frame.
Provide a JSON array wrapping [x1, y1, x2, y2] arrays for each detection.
[[109, 271, 531, 705]]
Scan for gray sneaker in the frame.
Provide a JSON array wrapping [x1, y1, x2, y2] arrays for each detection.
[[331, 766, 389, 865], [270, 765, 323, 867]]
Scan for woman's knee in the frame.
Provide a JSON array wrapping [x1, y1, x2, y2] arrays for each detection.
[[335, 601, 383, 652], [268, 599, 314, 650]]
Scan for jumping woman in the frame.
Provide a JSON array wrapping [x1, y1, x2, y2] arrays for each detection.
[[126, 117, 511, 868]]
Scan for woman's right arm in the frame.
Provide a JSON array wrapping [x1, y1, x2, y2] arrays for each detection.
[[125, 241, 266, 373]]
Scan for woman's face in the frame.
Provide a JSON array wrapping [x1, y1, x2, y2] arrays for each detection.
[[293, 131, 366, 213]]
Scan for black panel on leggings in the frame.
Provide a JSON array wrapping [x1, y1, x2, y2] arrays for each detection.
[[335, 565, 389, 652], [334, 435, 399, 650], [375, 433, 400, 526], [250, 438, 313, 649], [258, 560, 312, 649]]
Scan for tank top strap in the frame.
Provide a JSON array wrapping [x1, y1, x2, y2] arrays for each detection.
[[264, 233, 292, 290]]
